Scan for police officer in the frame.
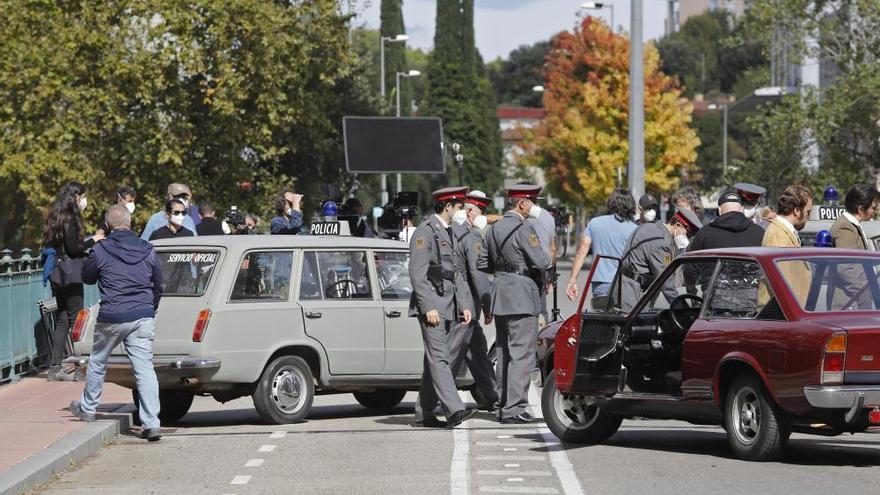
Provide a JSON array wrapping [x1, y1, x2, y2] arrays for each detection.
[[478, 184, 551, 424], [451, 191, 499, 411], [735, 183, 768, 227], [611, 208, 701, 313], [409, 187, 476, 429]]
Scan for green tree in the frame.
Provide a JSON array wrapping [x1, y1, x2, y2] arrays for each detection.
[[0, 0, 377, 248], [380, 0, 410, 115], [421, 0, 502, 194], [487, 41, 551, 108]]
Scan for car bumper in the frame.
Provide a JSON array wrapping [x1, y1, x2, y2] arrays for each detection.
[[804, 385, 880, 423], [64, 355, 221, 386]]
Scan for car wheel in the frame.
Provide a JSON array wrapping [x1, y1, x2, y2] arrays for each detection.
[[353, 389, 407, 409], [253, 355, 315, 424], [541, 370, 622, 444], [724, 374, 789, 461], [159, 390, 195, 424]]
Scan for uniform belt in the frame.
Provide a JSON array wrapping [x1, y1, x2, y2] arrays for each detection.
[[442, 269, 465, 280], [496, 267, 530, 277]]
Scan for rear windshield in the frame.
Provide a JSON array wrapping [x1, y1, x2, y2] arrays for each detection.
[[157, 251, 220, 296], [775, 257, 880, 312]]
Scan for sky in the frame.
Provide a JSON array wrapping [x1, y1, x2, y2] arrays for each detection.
[[350, 0, 671, 61]]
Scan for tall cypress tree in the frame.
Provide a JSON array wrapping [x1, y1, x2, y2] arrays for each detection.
[[380, 0, 409, 115], [422, 0, 502, 194]]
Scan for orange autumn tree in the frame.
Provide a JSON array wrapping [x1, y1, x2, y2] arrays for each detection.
[[521, 17, 698, 211]]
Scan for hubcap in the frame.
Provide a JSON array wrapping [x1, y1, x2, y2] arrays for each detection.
[[553, 388, 599, 431], [732, 386, 761, 446], [271, 366, 307, 413]]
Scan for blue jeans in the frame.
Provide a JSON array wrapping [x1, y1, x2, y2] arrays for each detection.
[[80, 318, 160, 429]]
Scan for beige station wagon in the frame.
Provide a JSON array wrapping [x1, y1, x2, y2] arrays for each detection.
[[68, 234, 490, 424]]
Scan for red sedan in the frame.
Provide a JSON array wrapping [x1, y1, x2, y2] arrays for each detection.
[[541, 248, 880, 461]]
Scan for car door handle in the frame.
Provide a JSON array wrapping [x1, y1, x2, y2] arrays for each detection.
[[385, 310, 401, 318], [305, 311, 322, 319]]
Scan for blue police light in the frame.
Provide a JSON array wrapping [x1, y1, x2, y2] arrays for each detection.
[[823, 185, 839, 204], [322, 201, 338, 222], [814, 230, 834, 248]]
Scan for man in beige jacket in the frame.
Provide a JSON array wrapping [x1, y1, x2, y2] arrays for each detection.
[[829, 184, 880, 309], [762, 185, 813, 304]]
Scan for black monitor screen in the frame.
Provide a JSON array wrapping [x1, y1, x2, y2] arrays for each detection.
[[343, 117, 446, 174]]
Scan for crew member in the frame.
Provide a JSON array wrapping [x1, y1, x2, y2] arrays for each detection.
[[451, 190, 498, 411], [409, 187, 475, 429], [195, 202, 226, 236], [148, 199, 195, 241], [141, 183, 197, 240], [638, 194, 659, 224], [688, 189, 764, 251], [611, 208, 701, 313], [478, 184, 551, 424]]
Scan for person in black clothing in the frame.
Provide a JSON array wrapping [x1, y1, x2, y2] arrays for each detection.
[[42, 181, 105, 381], [149, 199, 195, 241], [98, 186, 137, 235], [195, 202, 226, 236], [687, 189, 765, 252]]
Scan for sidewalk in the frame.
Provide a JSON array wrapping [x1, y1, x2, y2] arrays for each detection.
[[0, 374, 134, 495]]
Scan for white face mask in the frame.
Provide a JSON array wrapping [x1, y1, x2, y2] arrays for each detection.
[[452, 209, 468, 226], [528, 204, 541, 219], [473, 215, 488, 230], [743, 206, 757, 219], [77, 196, 88, 211], [643, 209, 657, 222], [170, 213, 185, 226], [124, 202, 136, 214], [674, 234, 690, 250]]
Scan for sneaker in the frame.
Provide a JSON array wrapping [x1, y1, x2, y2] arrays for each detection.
[[68, 401, 95, 422], [140, 428, 162, 442], [48, 365, 75, 382]]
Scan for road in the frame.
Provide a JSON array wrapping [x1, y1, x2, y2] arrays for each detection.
[[38, 260, 880, 495]]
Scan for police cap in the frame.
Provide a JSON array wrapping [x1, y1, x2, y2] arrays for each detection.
[[507, 184, 541, 202], [673, 208, 702, 236], [432, 186, 469, 203], [465, 190, 491, 210], [734, 183, 766, 205]]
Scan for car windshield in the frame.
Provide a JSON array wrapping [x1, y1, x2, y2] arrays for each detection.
[[156, 250, 220, 296], [775, 257, 880, 312]]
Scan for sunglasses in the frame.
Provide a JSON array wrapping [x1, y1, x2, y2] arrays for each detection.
[[171, 210, 186, 215]]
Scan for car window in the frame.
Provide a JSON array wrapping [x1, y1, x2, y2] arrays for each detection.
[[300, 250, 373, 300], [777, 257, 880, 312], [705, 260, 783, 320], [374, 251, 412, 300], [872, 236, 880, 251], [641, 259, 717, 312], [230, 251, 293, 302], [156, 251, 219, 296]]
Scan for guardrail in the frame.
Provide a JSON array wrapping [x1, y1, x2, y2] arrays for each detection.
[[0, 248, 98, 384]]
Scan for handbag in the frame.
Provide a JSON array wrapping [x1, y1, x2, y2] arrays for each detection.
[[50, 256, 86, 287]]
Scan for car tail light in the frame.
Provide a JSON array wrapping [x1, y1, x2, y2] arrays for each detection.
[[821, 332, 847, 384], [869, 408, 880, 425], [192, 309, 212, 342], [71, 309, 90, 342]]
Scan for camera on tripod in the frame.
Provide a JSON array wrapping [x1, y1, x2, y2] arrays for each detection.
[[377, 191, 419, 239], [225, 206, 248, 234]]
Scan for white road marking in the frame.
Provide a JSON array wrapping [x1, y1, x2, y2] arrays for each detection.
[[504, 463, 520, 468], [507, 478, 524, 482], [478, 487, 559, 494], [503, 448, 518, 452], [230, 475, 251, 485], [539, 427, 585, 495], [270, 431, 287, 439], [258, 444, 276, 453], [477, 470, 553, 477], [476, 455, 544, 461], [451, 390, 473, 495], [245, 459, 264, 467]]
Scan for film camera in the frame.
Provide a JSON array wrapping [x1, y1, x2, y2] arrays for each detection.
[[377, 191, 418, 239], [225, 206, 249, 234], [547, 205, 571, 228]]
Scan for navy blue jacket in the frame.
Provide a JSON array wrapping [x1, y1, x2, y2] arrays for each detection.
[[82, 229, 163, 323]]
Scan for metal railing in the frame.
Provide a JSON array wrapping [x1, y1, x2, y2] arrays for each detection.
[[0, 248, 98, 384]]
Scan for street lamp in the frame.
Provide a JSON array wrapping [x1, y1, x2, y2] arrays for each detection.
[[394, 70, 421, 193], [580, 2, 614, 31], [378, 33, 409, 207], [708, 103, 729, 175]]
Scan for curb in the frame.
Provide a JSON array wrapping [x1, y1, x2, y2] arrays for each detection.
[[0, 405, 134, 495]]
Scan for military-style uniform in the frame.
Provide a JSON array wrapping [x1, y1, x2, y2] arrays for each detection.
[[611, 208, 702, 312], [477, 185, 550, 421], [409, 188, 474, 425], [451, 201, 498, 408]]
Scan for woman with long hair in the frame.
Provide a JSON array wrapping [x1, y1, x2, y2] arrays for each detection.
[[42, 181, 104, 380]]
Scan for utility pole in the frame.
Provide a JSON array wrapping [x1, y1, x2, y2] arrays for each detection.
[[628, 0, 645, 198]]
